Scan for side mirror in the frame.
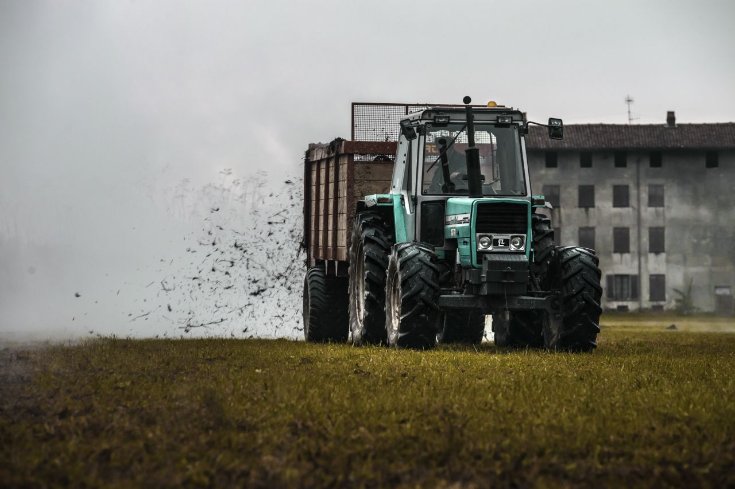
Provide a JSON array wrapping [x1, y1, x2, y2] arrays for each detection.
[[548, 118, 563, 140], [400, 119, 417, 141]]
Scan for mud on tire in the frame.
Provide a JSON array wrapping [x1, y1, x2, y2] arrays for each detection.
[[385, 242, 441, 349], [348, 212, 392, 345], [544, 246, 602, 352], [303, 267, 348, 342]]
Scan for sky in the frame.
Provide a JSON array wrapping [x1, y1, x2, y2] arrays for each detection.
[[1, 0, 734, 341]]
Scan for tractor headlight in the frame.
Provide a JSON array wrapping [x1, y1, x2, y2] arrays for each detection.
[[509, 235, 525, 251], [478, 235, 492, 249]]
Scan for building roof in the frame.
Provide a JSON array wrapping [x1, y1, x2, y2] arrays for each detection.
[[526, 122, 735, 151]]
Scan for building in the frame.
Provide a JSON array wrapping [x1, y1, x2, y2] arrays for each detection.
[[525, 112, 735, 314]]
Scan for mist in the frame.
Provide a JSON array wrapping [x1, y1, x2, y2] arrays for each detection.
[[1, 0, 734, 340]]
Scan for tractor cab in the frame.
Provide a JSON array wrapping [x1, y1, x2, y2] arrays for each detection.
[[389, 99, 560, 272]]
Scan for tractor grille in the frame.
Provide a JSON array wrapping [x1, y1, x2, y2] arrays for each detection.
[[475, 202, 528, 234]]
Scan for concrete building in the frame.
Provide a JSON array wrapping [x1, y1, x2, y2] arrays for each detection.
[[525, 113, 735, 314]]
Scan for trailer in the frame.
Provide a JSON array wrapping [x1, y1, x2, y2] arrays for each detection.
[[303, 139, 395, 275]]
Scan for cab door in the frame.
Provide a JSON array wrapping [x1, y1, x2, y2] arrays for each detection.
[[414, 132, 447, 248]]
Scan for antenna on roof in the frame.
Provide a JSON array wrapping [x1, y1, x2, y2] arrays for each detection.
[[625, 95, 638, 124]]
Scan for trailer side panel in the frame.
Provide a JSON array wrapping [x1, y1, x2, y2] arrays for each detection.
[[305, 141, 396, 272]]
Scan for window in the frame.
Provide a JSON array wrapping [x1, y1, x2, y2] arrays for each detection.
[[580, 152, 592, 168], [649, 227, 665, 253], [613, 185, 630, 207], [648, 184, 664, 207], [542, 184, 560, 208], [578, 185, 595, 208], [606, 274, 639, 301], [613, 227, 630, 253], [614, 151, 627, 168], [650, 151, 662, 168], [706, 151, 719, 168], [578, 227, 595, 249], [545, 151, 558, 168], [649, 274, 666, 302], [421, 123, 526, 196]]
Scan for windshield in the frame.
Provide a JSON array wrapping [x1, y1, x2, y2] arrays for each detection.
[[422, 122, 526, 196]]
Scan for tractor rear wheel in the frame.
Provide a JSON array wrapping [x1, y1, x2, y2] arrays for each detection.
[[349, 212, 391, 345], [385, 242, 441, 349], [437, 310, 485, 344], [303, 267, 348, 342], [544, 246, 602, 352]]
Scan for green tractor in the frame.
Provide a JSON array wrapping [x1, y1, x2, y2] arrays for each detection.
[[303, 97, 602, 351]]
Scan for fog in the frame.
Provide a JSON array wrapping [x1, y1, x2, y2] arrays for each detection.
[[1, 0, 734, 341]]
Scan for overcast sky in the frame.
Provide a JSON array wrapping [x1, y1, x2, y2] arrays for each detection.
[[1, 0, 734, 340]]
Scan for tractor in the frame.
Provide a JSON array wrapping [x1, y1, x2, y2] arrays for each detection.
[[302, 97, 602, 351]]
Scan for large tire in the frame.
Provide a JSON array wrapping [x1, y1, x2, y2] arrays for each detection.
[[493, 213, 553, 348], [544, 246, 602, 352], [531, 212, 555, 290], [303, 267, 349, 342], [385, 242, 441, 349], [437, 310, 485, 344], [349, 212, 392, 345]]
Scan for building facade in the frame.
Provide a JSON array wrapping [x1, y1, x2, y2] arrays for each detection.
[[526, 113, 735, 313]]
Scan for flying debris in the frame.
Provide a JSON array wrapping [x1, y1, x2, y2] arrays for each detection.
[[132, 174, 304, 338]]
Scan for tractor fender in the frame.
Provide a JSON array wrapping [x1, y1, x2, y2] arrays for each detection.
[[355, 194, 395, 238]]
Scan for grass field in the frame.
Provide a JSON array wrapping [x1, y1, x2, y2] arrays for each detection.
[[2, 316, 734, 488]]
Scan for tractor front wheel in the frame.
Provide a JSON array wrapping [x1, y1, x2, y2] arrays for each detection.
[[348, 212, 392, 345], [543, 246, 602, 352], [385, 242, 441, 349]]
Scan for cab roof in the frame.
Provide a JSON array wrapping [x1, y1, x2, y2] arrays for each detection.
[[404, 106, 526, 124]]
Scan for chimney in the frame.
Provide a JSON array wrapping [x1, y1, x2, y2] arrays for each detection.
[[666, 111, 676, 127]]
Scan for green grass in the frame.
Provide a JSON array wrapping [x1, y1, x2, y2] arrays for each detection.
[[2, 320, 735, 488]]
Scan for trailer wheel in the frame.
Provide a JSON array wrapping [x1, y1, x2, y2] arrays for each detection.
[[493, 312, 543, 348], [544, 246, 602, 352], [385, 242, 441, 349], [349, 212, 391, 345], [303, 268, 349, 342], [437, 310, 485, 344]]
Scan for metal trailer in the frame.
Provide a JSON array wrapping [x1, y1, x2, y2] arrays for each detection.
[[303, 139, 395, 277]]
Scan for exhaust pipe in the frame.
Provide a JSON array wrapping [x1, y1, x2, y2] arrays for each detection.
[[463, 96, 482, 198]]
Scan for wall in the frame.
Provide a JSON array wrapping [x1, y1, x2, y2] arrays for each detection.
[[527, 148, 735, 312]]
